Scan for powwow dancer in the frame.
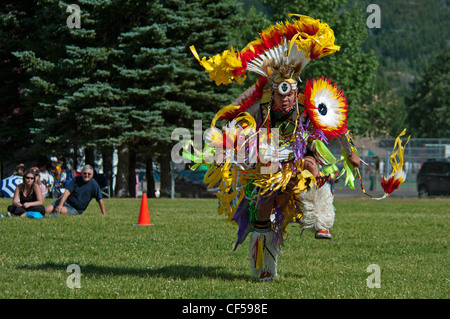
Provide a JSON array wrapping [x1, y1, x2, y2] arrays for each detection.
[[188, 15, 409, 281]]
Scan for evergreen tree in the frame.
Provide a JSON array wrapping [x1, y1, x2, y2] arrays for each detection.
[[114, 0, 243, 197], [0, 0, 70, 166], [11, 1, 103, 162], [11, 0, 143, 195], [405, 50, 450, 138], [360, 0, 449, 77], [355, 0, 449, 138]]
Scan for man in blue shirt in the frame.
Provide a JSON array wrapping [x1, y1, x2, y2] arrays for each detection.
[[45, 165, 107, 216]]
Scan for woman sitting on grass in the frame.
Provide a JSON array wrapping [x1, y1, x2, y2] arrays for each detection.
[[7, 169, 45, 218]]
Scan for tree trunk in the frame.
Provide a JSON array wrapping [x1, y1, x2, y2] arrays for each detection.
[[128, 149, 136, 198], [146, 156, 156, 198], [101, 146, 113, 197], [158, 154, 171, 198], [101, 147, 113, 183], [85, 146, 95, 169], [70, 143, 79, 170], [115, 144, 130, 197]]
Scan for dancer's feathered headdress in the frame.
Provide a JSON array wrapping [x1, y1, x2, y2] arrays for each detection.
[[190, 14, 340, 87]]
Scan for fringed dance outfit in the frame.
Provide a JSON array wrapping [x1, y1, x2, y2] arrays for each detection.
[[189, 15, 410, 281]]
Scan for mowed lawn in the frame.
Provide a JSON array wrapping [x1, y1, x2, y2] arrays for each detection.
[[0, 195, 448, 299]]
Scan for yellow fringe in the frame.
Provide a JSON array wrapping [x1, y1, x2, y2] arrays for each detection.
[[255, 234, 264, 270]]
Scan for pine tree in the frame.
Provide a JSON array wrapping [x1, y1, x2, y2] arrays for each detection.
[[406, 50, 450, 138], [0, 0, 71, 165], [114, 0, 243, 197], [8, 0, 245, 197], [10, 1, 141, 195], [11, 1, 110, 162]]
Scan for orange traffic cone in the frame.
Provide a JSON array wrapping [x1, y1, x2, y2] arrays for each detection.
[[134, 193, 153, 226]]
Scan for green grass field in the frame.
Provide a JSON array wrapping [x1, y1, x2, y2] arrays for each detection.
[[0, 196, 448, 299]]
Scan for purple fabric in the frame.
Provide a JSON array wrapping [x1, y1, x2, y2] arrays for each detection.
[[272, 205, 284, 252], [231, 192, 276, 251], [232, 198, 251, 251], [306, 118, 328, 144], [293, 122, 308, 160]]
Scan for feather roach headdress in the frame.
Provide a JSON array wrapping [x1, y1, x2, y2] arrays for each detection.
[[190, 14, 340, 86], [190, 15, 340, 121]]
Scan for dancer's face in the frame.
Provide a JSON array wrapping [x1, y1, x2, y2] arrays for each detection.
[[273, 89, 297, 113]]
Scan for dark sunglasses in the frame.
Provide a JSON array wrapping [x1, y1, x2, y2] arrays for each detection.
[[25, 176, 35, 180]]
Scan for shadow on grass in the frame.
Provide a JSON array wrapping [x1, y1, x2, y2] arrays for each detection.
[[18, 262, 250, 281]]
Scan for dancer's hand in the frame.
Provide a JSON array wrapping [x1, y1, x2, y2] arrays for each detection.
[[348, 152, 361, 169]]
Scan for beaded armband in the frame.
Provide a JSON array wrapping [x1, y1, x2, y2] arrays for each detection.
[[338, 131, 356, 155]]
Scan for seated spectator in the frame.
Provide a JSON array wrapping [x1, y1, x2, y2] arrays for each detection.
[[45, 164, 107, 216], [7, 169, 46, 218], [14, 163, 25, 176], [38, 162, 53, 190], [31, 167, 47, 198]]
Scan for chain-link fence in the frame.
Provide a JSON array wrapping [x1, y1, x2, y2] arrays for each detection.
[[328, 137, 450, 190]]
